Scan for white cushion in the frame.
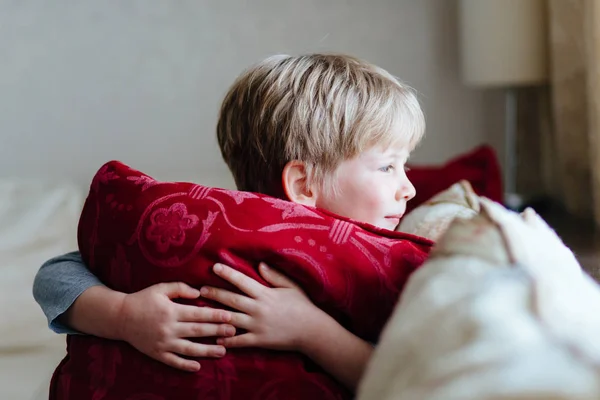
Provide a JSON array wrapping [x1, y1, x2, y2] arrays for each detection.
[[397, 180, 479, 241]]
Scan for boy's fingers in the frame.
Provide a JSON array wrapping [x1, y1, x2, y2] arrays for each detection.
[[216, 333, 256, 348], [258, 263, 299, 289], [179, 305, 232, 323], [160, 353, 201, 372], [156, 282, 200, 300], [199, 286, 256, 313], [176, 322, 236, 338], [228, 312, 253, 330], [171, 340, 227, 358], [213, 263, 265, 298]]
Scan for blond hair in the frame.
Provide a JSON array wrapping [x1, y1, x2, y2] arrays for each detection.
[[217, 53, 425, 197]]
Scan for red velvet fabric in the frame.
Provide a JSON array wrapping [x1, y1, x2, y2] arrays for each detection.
[[49, 161, 432, 400], [407, 145, 503, 213]]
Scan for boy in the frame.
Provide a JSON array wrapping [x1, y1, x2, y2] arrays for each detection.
[[33, 53, 424, 391]]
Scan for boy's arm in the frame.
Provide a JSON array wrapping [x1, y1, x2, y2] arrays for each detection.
[[200, 263, 373, 391], [32, 251, 104, 334], [298, 310, 373, 391], [33, 252, 237, 371], [32, 252, 133, 338]]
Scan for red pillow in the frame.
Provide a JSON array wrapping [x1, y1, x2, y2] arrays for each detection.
[[407, 145, 503, 213], [50, 161, 432, 400]]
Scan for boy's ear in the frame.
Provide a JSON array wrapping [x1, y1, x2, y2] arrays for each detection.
[[282, 161, 317, 206]]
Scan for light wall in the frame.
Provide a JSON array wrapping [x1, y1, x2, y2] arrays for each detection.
[[0, 0, 502, 189]]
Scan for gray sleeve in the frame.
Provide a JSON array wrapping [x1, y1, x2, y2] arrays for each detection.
[[32, 251, 105, 334]]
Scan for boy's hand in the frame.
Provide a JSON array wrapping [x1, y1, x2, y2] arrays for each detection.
[[199, 263, 328, 352], [199, 263, 373, 390], [118, 282, 236, 372]]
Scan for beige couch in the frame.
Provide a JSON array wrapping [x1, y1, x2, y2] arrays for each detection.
[[0, 179, 83, 400]]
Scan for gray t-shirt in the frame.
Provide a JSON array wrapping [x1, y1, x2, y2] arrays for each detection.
[[32, 251, 102, 334]]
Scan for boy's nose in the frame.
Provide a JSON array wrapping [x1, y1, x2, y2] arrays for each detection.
[[396, 179, 416, 201]]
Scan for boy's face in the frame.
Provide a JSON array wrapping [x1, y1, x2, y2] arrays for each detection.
[[315, 143, 416, 230]]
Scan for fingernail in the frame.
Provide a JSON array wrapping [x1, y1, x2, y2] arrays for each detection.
[[225, 326, 235, 336], [216, 338, 224, 345], [199, 287, 209, 296], [259, 262, 268, 270], [191, 362, 201, 372], [214, 264, 223, 272]]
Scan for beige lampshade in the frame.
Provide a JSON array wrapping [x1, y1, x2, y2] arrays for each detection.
[[458, 0, 549, 87]]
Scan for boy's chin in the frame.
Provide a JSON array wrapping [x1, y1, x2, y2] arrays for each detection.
[[378, 219, 401, 231]]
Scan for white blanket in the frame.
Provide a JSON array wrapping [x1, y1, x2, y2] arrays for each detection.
[[358, 199, 600, 399]]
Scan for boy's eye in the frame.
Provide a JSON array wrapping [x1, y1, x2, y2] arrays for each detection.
[[379, 165, 395, 173]]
